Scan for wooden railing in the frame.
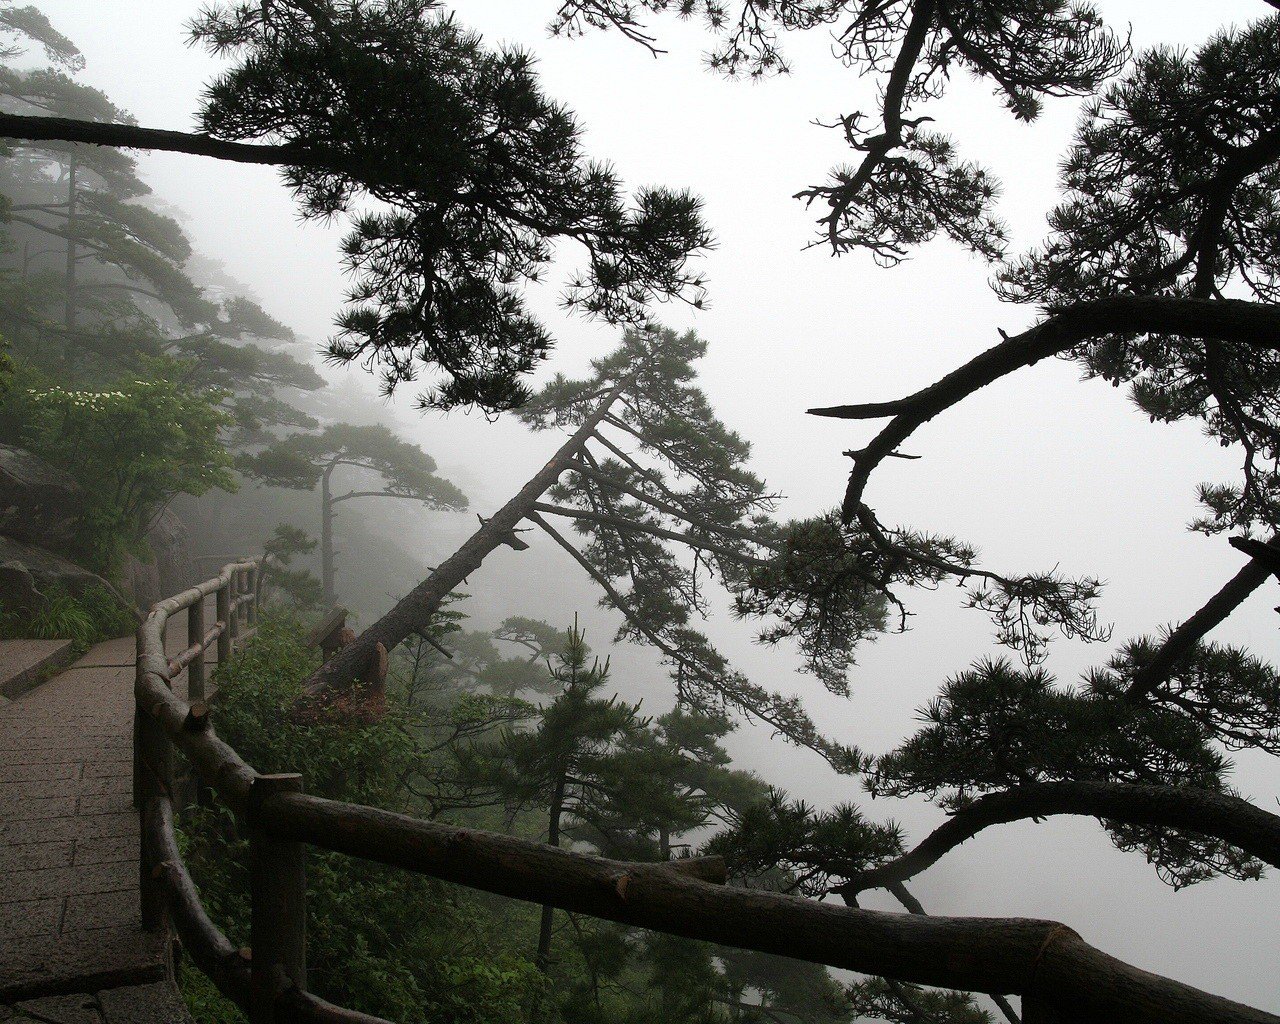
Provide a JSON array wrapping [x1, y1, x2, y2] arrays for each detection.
[[133, 564, 1278, 1024]]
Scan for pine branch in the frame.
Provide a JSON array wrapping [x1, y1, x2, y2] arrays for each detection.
[[837, 781, 1280, 900], [806, 296, 1280, 522]]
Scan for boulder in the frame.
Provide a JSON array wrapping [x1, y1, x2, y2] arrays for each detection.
[[0, 535, 114, 615], [146, 508, 197, 597], [0, 444, 83, 550], [118, 510, 197, 610]]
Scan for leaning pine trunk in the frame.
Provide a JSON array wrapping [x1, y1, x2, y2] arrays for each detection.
[[306, 375, 634, 694]]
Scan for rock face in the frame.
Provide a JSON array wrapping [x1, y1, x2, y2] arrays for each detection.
[[0, 535, 115, 615], [146, 509, 196, 599], [0, 446, 196, 613], [0, 444, 83, 550], [118, 511, 197, 612]]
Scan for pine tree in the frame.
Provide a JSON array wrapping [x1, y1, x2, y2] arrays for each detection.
[[467, 624, 646, 977], [0, 23, 324, 435], [241, 422, 468, 606], [0, 0, 712, 411]]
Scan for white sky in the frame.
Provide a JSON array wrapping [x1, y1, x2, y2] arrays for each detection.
[[29, 1, 1280, 1011]]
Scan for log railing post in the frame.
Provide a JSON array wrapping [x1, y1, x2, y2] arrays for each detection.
[[218, 578, 233, 663], [239, 569, 250, 634], [249, 773, 307, 1022], [135, 636, 174, 932], [247, 565, 260, 629], [187, 595, 206, 704]]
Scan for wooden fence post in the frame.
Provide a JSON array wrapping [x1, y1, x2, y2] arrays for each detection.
[[249, 773, 307, 1023], [135, 636, 174, 931], [218, 578, 233, 663], [235, 569, 246, 635], [247, 565, 260, 629], [187, 595, 206, 704]]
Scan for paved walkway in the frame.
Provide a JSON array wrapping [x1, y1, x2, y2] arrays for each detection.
[[0, 622, 206, 1020]]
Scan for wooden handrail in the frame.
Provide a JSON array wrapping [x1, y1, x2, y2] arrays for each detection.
[[167, 621, 226, 677], [133, 561, 1280, 1024]]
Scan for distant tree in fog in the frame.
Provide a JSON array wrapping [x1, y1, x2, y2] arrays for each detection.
[[240, 421, 468, 606]]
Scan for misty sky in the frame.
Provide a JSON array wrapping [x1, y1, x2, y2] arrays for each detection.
[[31, 1, 1280, 1010]]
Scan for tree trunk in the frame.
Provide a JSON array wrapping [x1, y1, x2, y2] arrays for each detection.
[[321, 462, 336, 608], [536, 777, 566, 974], [64, 155, 77, 329], [306, 375, 635, 693]]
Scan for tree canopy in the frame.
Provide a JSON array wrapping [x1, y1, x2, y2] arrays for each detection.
[[0, 0, 714, 411]]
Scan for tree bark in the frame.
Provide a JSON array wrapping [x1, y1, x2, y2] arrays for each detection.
[[321, 462, 336, 608], [305, 376, 634, 694]]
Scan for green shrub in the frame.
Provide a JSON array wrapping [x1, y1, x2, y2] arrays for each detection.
[[0, 583, 135, 651], [3, 361, 237, 576], [178, 616, 545, 1024]]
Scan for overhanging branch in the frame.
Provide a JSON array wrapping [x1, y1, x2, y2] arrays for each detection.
[[1126, 536, 1280, 702], [0, 111, 323, 167], [806, 296, 1280, 521], [838, 780, 1280, 899]]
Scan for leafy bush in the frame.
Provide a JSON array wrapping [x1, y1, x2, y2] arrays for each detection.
[[0, 583, 135, 651], [178, 616, 545, 1023], [1, 360, 237, 575]]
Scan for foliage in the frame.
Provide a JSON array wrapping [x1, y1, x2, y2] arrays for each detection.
[[706, 787, 904, 900], [518, 326, 866, 770], [1092, 636, 1280, 755], [3, 365, 236, 573], [0, 582, 134, 649], [870, 658, 1264, 887], [846, 978, 992, 1024], [261, 522, 324, 613], [241, 422, 467, 509], [180, 617, 548, 1022], [188, 0, 710, 410], [551, 0, 1126, 259], [0, 48, 322, 441], [0, 3, 82, 70], [997, 17, 1280, 536]]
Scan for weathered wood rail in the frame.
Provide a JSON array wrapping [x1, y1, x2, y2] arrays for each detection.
[[135, 563, 1280, 1024]]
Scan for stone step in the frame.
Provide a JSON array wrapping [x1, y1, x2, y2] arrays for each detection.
[[1, 980, 191, 1023], [0, 640, 77, 701]]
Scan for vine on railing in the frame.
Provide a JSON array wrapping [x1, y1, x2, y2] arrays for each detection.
[[133, 564, 1275, 1024]]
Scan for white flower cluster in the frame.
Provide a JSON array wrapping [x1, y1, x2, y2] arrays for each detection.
[[27, 385, 131, 410]]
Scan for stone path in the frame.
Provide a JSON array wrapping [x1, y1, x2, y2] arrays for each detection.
[[0, 623, 206, 1020]]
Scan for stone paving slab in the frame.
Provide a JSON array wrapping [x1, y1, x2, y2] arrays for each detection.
[[1, 980, 190, 1023], [0, 640, 77, 701], [0, 621, 207, 1019]]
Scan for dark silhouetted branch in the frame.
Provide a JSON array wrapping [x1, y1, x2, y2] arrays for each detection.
[[1126, 536, 1280, 701], [838, 781, 1280, 900], [0, 111, 322, 166], [806, 296, 1280, 521]]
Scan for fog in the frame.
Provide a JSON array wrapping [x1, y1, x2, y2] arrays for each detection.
[[34, 0, 1280, 1009]]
